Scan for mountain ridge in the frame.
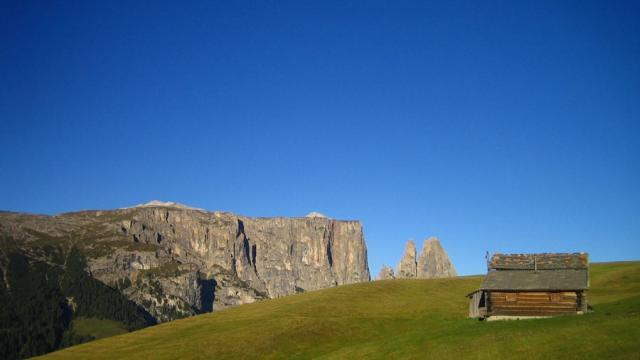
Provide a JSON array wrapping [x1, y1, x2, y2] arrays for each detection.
[[0, 204, 370, 325]]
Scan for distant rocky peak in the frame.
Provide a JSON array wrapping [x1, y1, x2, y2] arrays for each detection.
[[305, 212, 328, 218], [417, 237, 457, 278], [422, 236, 442, 249], [396, 239, 418, 278], [125, 200, 206, 212], [378, 265, 395, 280], [396, 237, 457, 279]]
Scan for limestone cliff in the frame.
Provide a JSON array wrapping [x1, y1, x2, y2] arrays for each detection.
[[0, 203, 370, 322]]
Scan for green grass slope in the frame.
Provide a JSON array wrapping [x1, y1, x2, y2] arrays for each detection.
[[42, 262, 640, 359], [72, 317, 128, 340]]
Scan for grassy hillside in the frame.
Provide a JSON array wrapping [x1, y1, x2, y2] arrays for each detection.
[[42, 262, 640, 359], [72, 317, 128, 340]]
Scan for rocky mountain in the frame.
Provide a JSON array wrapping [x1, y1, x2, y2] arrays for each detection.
[[0, 202, 370, 323], [377, 265, 395, 280], [396, 240, 417, 278], [395, 237, 456, 279], [417, 237, 457, 278], [305, 212, 328, 218]]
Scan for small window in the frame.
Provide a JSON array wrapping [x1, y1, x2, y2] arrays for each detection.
[[506, 293, 517, 302]]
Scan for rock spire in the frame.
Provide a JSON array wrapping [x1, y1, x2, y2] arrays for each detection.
[[378, 265, 395, 280], [396, 237, 456, 279], [396, 240, 418, 278], [417, 237, 457, 278]]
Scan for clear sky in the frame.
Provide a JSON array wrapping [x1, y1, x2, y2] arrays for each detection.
[[1, 1, 639, 276]]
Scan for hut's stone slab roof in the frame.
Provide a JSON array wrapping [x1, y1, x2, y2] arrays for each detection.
[[489, 253, 588, 270]]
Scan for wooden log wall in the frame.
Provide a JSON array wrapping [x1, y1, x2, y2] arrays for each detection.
[[469, 292, 481, 318], [489, 291, 579, 316]]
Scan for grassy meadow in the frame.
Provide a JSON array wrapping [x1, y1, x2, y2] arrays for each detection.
[[41, 262, 640, 359]]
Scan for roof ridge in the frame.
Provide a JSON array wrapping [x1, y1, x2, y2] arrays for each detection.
[[489, 252, 589, 270]]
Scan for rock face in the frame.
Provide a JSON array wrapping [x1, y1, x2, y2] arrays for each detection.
[[0, 203, 370, 322], [396, 237, 456, 279], [378, 265, 395, 280], [396, 240, 418, 278], [416, 237, 457, 278]]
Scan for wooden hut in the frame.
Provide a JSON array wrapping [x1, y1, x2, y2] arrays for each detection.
[[468, 253, 589, 319]]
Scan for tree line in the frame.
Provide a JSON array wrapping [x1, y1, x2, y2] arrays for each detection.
[[0, 246, 154, 359]]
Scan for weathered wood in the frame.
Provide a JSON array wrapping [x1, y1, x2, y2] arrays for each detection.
[[491, 300, 576, 305], [491, 302, 576, 308], [492, 291, 575, 296], [493, 308, 576, 313], [493, 305, 576, 310], [492, 305, 575, 310], [492, 310, 576, 315], [514, 293, 576, 298], [578, 291, 588, 312], [492, 304, 576, 310], [491, 297, 577, 304], [468, 291, 481, 318], [491, 292, 578, 300], [493, 306, 576, 311], [473, 252, 589, 319], [511, 298, 576, 304], [487, 290, 580, 316], [491, 291, 577, 298], [492, 311, 576, 316], [491, 298, 576, 304]]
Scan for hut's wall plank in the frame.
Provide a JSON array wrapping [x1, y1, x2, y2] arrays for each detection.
[[468, 292, 481, 318], [488, 291, 579, 316]]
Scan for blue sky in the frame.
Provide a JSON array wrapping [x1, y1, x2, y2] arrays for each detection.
[[1, 1, 639, 275]]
